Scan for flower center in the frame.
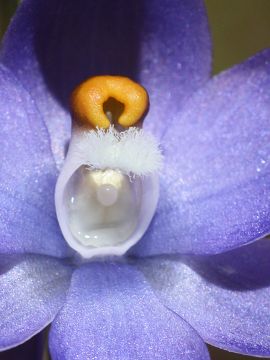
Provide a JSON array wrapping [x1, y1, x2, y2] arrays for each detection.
[[66, 167, 140, 249], [55, 76, 162, 259]]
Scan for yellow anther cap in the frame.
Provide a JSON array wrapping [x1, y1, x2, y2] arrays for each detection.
[[70, 75, 149, 129]]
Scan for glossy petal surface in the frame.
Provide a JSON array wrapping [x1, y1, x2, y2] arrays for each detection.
[[0, 254, 72, 350], [49, 262, 210, 360], [0, 64, 70, 257], [133, 50, 270, 256], [1, 0, 211, 166], [139, 238, 270, 357]]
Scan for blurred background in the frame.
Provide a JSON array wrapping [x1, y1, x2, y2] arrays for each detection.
[[0, 0, 270, 359]]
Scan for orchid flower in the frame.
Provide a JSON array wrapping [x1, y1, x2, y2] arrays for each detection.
[[0, 0, 269, 359]]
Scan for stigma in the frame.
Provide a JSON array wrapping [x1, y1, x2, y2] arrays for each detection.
[[91, 169, 122, 207], [55, 76, 161, 259]]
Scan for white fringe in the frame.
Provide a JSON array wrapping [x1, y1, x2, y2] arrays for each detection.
[[73, 126, 163, 176]]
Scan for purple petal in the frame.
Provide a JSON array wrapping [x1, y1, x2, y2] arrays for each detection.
[[1, 0, 211, 166], [49, 262, 210, 360], [133, 49, 270, 256], [139, 238, 270, 357], [0, 254, 72, 350], [0, 64, 70, 257]]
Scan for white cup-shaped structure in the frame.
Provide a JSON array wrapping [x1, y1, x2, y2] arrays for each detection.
[[55, 127, 160, 259]]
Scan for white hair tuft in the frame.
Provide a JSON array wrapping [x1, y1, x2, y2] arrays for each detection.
[[73, 126, 163, 176]]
